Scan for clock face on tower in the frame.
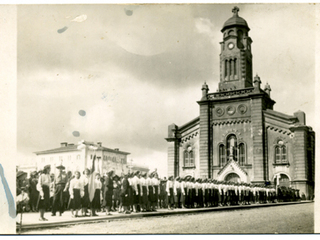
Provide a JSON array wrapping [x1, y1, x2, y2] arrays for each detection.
[[228, 42, 234, 50]]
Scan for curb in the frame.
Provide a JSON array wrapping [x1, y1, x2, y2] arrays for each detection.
[[17, 201, 313, 232]]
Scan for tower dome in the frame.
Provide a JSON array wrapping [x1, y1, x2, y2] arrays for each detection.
[[221, 6, 250, 32]]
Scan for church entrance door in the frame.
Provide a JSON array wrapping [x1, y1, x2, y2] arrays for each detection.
[[224, 173, 240, 183], [275, 174, 290, 188]]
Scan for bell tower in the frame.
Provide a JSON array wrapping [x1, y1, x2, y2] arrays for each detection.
[[219, 6, 253, 91]]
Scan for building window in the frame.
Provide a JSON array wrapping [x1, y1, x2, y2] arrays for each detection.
[[77, 155, 80, 160], [274, 140, 288, 165], [184, 146, 195, 167], [219, 144, 226, 167], [50, 157, 53, 162], [239, 143, 245, 166], [41, 158, 45, 163], [227, 134, 237, 161]]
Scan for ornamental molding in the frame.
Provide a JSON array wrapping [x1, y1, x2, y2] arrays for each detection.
[[217, 160, 248, 182], [266, 124, 293, 136], [212, 118, 251, 126], [181, 131, 199, 143], [213, 104, 248, 117], [208, 88, 254, 99]]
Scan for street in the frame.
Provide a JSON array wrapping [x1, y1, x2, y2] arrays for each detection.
[[22, 202, 314, 234]]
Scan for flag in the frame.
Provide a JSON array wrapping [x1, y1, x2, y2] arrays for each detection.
[[88, 154, 96, 203]]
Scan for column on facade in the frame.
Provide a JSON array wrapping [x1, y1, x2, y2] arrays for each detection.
[[199, 103, 211, 179], [226, 59, 230, 81], [290, 126, 309, 198], [230, 59, 234, 80], [251, 97, 265, 183]]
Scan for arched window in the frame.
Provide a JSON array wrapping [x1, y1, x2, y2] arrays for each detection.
[[189, 150, 194, 166], [274, 140, 288, 164], [184, 146, 195, 167], [227, 134, 237, 161], [239, 143, 245, 166], [275, 146, 281, 163], [184, 150, 189, 166], [219, 144, 226, 167]]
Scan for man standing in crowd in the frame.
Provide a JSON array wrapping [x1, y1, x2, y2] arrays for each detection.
[[174, 177, 182, 208], [104, 170, 114, 215], [159, 177, 167, 209], [51, 164, 68, 216]]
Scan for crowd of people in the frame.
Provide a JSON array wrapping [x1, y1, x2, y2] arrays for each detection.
[[16, 164, 298, 222]]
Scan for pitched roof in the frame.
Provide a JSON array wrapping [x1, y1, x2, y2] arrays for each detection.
[[178, 116, 200, 132], [264, 109, 297, 121], [34, 144, 79, 155], [34, 143, 130, 155]]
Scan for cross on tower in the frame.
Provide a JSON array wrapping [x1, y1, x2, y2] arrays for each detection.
[[232, 6, 240, 15]]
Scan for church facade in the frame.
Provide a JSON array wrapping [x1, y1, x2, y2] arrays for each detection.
[[165, 7, 315, 199]]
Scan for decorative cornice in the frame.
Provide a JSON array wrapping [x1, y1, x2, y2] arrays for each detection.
[[208, 88, 254, 99], [212, 118, 251, 126], [181, 131, 199, 143], [266, 125, 293, 136]]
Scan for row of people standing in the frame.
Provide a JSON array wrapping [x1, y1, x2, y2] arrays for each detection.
[[164, 176, 277, 209], [19, 164, 279, 221], [35, 164, 103, 220]]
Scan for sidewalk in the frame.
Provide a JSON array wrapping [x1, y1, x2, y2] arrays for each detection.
[[17, 201, 313, 232]]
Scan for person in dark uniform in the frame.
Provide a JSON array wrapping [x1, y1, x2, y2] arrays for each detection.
[[121, 173, 131, 214], [37, 165, 51, 221], [104, 170, 114, 215], [100, 175, 105, 212], [113, 175, 121, 211], [159, 177, 167, 209], [28, 171, 39, 212], [51, 164, 68, 216]]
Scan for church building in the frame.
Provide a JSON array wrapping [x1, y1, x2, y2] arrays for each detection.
[[165, 7, 315, 199]]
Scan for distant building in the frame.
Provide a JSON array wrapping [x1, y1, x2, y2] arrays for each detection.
[[34, 141, 130, 176], [129, 164, 149, 174], [165, 7, 315, 199]]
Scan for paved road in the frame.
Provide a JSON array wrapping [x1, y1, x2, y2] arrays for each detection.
[[23, 202, 314, 234]]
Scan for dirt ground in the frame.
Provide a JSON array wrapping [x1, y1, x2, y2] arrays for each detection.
[[23, 202, 314, 234]]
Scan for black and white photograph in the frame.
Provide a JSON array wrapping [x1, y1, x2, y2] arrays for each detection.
[[0, 2, 318, 235]]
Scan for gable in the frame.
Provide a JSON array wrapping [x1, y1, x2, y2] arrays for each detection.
[[217, 160, 248, 182]]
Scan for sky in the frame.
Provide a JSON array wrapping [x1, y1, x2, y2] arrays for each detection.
[[16, 4, 316, 178]]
